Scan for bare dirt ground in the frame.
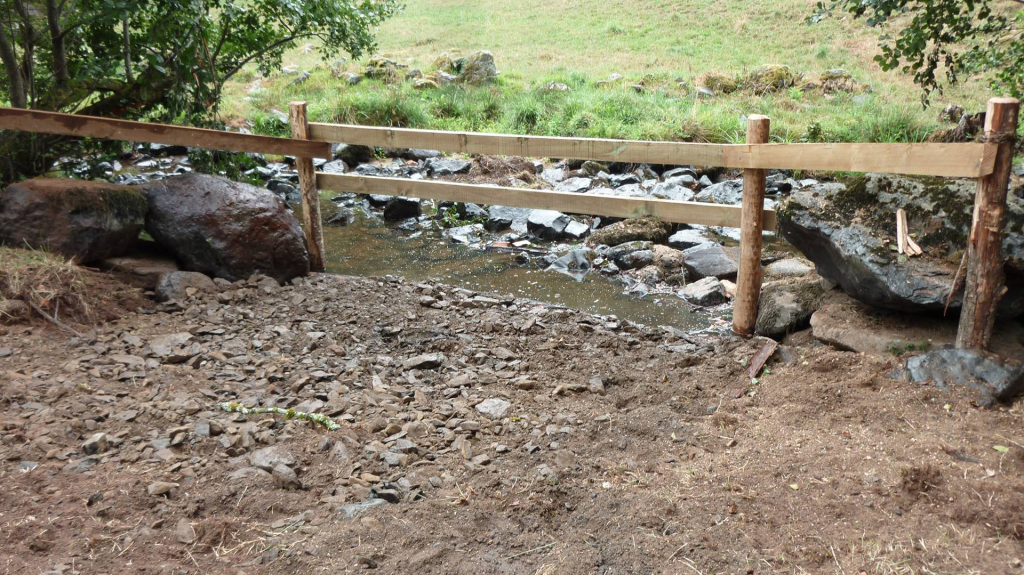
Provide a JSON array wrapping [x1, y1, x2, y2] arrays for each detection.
[[1, 267, 1023, 574]]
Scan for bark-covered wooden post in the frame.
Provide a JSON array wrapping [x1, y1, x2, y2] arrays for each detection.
[[289, 101, 326, 273], [956, 97, 1020, 350], [733, 115, 771, 336]]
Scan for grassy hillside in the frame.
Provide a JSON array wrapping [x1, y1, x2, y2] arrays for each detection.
[[220, 0, 992, 145]]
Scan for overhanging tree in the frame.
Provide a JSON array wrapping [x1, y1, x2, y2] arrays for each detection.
[[809, 0, 1024, 106], [0, 0, 401, 182]]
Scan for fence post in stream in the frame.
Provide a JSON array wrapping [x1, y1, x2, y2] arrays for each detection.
[[289, 101, 326, 273], [956, 97, 1020, 350], [733, 115, 771, 336]]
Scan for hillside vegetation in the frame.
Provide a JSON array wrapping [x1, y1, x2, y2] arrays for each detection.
[[220, 0, 991, 145]]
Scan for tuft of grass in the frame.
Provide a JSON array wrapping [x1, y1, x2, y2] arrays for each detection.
[[0, 246, 91, 323]]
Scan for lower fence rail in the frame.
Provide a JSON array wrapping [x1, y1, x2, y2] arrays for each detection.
[[315, 172, 776, 230]]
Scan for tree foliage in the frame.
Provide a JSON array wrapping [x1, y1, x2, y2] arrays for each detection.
[[809, 0, 1024, 105], [0, 0, 401, 181]]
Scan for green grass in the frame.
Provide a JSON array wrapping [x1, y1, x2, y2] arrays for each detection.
[[219, 0, 992, 145]]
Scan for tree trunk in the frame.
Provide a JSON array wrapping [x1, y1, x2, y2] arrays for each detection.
[[0, 25, 27, 108], [122, 17, 133, 83], [46, 0, 69, 87]]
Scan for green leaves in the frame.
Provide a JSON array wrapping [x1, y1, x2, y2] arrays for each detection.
[[808, 0, 1020, 106]]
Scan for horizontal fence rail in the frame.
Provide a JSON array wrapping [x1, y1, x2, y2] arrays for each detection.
[[308, 123, 996, 179], [0, 108, 333, 159], [316, 172, 777, 231]]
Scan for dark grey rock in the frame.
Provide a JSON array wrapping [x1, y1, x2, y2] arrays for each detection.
[[267, 180, 301, 203], [606, 241, 654, 270], [367, 194, 392, 207], [527, 210, 571, 240], [682, 243, 738, 279], [320, 160, 348, 174], [667, 228, 711, 250], [155, 271, 217, 302], [555, 177, 592, 194], [485, 206, 532, 233], [650, 181, 695, 202], [680, 277, 728, 306], [906, 348, 1024, 403], [326, 208, 355, 226], [334, 143, 374, 165], [354, 164, 395, 177], [249, 445, 296, 471], [778, 174, 1024, 315], [607, 173, 641, 187], [446, 224, 484, 244], [663, 167, 698, 180], [694, 179, 743, 204], [149, 143, 189, 156], [540, 168, 566, 185], [563, 220, 591, 239], [403, 353, 445, 369], [339, 498, 388, 519], [383, 197, 421, 220], [426, 158, 472, 176], [547, 249, 593, 281]]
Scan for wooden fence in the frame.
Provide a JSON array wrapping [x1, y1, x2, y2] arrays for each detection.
[[0, 98, 1017, 350]]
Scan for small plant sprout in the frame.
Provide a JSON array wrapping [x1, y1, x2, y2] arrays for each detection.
[[220, 402, 342, 431]]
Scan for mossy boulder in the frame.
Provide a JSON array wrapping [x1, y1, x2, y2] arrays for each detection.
[[433, 52, 460, 73], [696, 72, 739, 95], [777, 174, 1024, 316], [747, 65, 800, 93], [0, 178, 147, 264], [587, 217, 673, 246], [365, 57, 406, 80], [458, 50, 498, 85], [818, 69, 861, 93]]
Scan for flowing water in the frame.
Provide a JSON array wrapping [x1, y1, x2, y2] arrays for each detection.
[[320, 211, 716, 331]]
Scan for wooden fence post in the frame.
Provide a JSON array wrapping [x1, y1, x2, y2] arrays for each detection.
[[733, 115, 771, 336], [956, 97, 1020, 350], [289, 101, 326, 273]]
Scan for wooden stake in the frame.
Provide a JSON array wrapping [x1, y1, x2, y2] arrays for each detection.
[[733, 115, 771, 337], [956, 97, 1020, 350], [289, 101, 326, 273]]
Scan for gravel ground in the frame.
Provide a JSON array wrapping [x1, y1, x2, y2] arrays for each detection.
[[1, 270, 1022, 574]]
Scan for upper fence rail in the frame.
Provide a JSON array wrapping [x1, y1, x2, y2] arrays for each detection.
[[308, 123, 996, 179], [0, 108, 333, 159]]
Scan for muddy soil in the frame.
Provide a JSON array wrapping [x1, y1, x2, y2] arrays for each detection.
[[1, 269, 1022, 574]]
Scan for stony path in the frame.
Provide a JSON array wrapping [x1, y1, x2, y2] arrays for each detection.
[[1, 273, 1021, 574]]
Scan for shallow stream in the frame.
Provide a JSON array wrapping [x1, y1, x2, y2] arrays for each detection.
[[319, 210, 717, 332]]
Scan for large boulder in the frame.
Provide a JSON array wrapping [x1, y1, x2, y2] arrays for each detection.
[[0, 178, 147, 264], [141, 174, 309, 283], [778, 174, 1024, 316]]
